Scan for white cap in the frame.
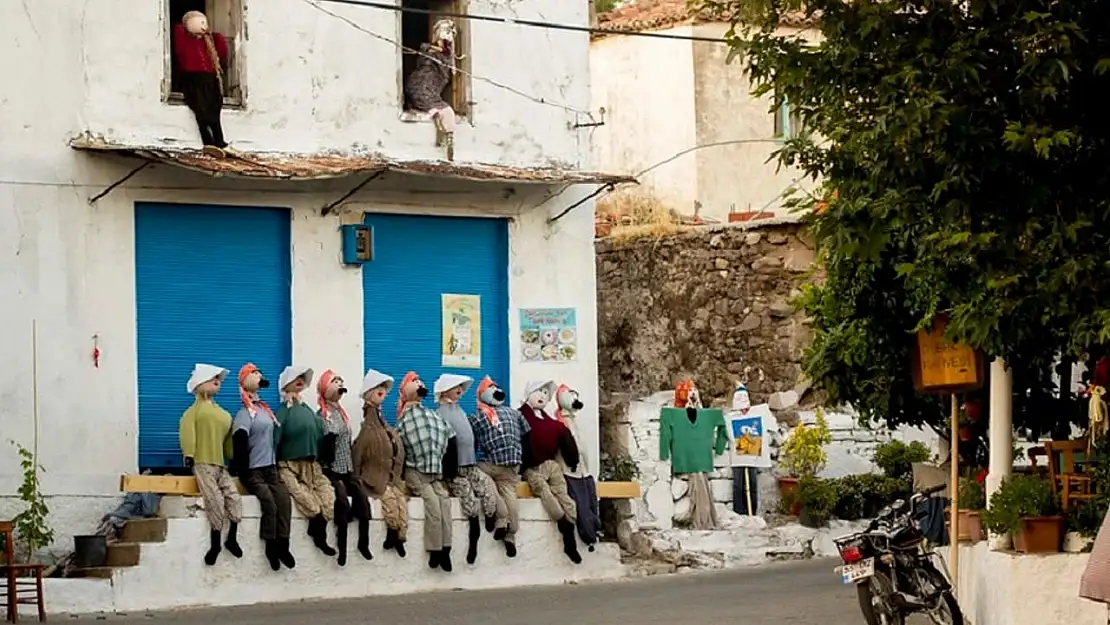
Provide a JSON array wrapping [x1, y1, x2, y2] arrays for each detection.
[[186, 363, 228, 395], [523, 380, 556, 399], [278, 365, 314, 391], [361, 369, 394, 395], [434, 373, 473, 397]]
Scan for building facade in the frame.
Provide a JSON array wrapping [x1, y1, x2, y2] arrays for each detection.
[[1, 0, 622, 547], [591, 0, 815, 222]]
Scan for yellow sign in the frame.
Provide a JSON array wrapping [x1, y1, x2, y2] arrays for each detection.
[[912, 317, 983, 393], [441, 294, 481, 369]]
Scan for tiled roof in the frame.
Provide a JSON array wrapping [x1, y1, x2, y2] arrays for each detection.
[[594, 0, 815, 39], [69, 136, 636, 186]]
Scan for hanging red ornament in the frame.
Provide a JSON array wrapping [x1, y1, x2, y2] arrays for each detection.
[[92, 334, 101, 369]]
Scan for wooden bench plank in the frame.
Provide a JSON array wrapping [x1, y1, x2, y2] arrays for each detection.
[[120, 474, 639, 499]]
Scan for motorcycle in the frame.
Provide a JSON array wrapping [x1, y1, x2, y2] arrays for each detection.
[[833, 483, 964, 625]]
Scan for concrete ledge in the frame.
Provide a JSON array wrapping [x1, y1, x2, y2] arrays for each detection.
[[121, 473, 640, 499], [950, 542, 1107, 625]]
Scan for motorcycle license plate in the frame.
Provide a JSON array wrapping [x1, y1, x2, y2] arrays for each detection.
[[838, 558, 875, 584]]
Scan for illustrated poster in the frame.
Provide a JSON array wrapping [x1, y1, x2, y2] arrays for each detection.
[[441, 294, 481, 369], [519, 308, 578, 363], [727, 403, 775, 468]]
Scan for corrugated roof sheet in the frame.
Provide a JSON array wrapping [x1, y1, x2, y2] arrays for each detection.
[[594, 0, 814, 39], [69, 137, 636, 186]]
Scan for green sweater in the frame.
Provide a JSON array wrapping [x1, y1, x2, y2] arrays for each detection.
[[659, 407, 728, 474], [179, 399, 234, 466], [276, 401, 323, 461]]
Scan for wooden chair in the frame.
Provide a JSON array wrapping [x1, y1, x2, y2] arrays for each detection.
[[1026, 445, 1049, 476], [1044, 440, 1096, 511], [0, 521, 46, 623]]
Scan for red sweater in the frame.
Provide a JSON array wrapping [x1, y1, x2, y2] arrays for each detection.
[[520, 404, 577, 466], [173, 24, 228, 74]]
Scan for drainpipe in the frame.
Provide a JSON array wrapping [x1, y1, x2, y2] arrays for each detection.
[[987, 357, 1013, 550]]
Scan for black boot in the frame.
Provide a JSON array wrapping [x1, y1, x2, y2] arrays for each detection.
[[504, 540, 517, 558], [428, 549, 441, 569], [439, 546, 453, 572], [278, 538, 297, 569], [485, 515, 497, 533], [224, 522, 243, 558], [204, 529, 222, 565], [493, 527, 508, 541], [357, 520, 374, 561], [382, 527, 395, 551], [336, 521, 349, 567], [557, 518, 582, 564], [264, 539, 280, 571], [310, 514, 337, 556], [466, 517, 481, 565]]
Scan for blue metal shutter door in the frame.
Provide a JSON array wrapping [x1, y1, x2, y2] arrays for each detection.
[[361, 213, 510, 424], [134, 203, 292, 470]]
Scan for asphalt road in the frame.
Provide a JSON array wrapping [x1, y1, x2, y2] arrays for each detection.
[[72, 559, 936, 625]]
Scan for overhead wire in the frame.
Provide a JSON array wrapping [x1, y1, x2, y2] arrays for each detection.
[[317, 0, 733, 44], [298, 0, 593, 116]]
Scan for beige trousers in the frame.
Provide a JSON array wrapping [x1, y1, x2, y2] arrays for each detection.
[[525, 459, 577, 523], [405, 468, 452, 551], [480, 462, 522, 543], [193, 462, 242, 530], [380, 483, 409, 541], [278, 459, 335, 520]]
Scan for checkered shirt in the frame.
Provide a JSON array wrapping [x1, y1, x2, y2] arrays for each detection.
[[469, 405, 531, 466], [398, 404, 454, 474], [320, 406, 354, 474]]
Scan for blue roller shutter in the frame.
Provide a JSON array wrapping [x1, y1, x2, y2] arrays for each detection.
[[361, 213, 509, 424], [134, 203, 292, 470]]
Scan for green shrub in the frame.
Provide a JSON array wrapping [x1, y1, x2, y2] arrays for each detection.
[[873, 440, 932, 479], [780, 409, 833, 478], [797, 476, 839, 526], [958, 476, 986, 511], [831, 473, 912, 520], [980, 475, 1060, 535]]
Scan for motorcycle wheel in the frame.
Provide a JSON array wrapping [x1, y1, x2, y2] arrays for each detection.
[[925, 590, 964, 625], [856, 572, 905, 625]]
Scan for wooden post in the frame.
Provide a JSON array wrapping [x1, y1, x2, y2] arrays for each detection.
[[949, 393, 960, 594]]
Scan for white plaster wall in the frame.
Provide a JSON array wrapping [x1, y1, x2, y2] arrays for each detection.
[[589, 24, 819, 222], [0, 154, 600, 552], [948, 542, 1107, 625], [589, 28, 699, 213], [43, 496, 626, 614], [4, 0, 593, 168]]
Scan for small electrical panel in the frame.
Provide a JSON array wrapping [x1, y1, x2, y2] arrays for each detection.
[[341, 224, 373, 265]]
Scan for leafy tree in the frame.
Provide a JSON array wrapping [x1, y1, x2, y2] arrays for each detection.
[[594, 0, 622, 16], [693, 0, 1110, 436]]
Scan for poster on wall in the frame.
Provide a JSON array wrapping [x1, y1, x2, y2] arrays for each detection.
[[441, 294, 482, 369], [519, 308, 578, 363], [727, 404, 775, 468]]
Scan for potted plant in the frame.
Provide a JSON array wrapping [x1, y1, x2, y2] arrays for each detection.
[[956, 471, 987, 543], [873, 440, 932, 480], [796, 476, 838, 528], [981, 474, 1063, 553], [778, 409, 832, 515]]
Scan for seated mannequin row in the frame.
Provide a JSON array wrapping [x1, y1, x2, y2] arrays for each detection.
[[178, 363, 601, 573]]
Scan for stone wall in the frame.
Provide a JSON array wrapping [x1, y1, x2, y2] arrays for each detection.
[[595, 219, 816, 406]]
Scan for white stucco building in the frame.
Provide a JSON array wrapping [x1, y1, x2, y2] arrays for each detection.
[[0, 0, 629, 591], [591, 0, 816, 222]]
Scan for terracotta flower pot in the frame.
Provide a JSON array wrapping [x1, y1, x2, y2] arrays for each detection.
[[778, 477, 802, 516], [595, 222, 612, 238], [958, 425, 974, 441], [956, 509, 984, 543], [729, 211, 775, 223], [1013, 516, 1064, 553], [964, 400, 982, 422]]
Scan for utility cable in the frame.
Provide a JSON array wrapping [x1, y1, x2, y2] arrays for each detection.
[[299, 0, 593, 116], [317, 0, 732, 44]]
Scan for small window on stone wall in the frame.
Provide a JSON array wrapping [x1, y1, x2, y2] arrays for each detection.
[[773, 94, 803, 139], [166, 0, 245, 106]]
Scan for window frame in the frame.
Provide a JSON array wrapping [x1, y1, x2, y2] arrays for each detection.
[[773, 94, 803, 139], [397, 0, 473, 122], [162, 0, 247, 109]]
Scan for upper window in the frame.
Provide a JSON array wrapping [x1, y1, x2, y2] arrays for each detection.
[[400, 0, 472, 119], [165, 0, 245, 106], [773, 95, 803, 139]]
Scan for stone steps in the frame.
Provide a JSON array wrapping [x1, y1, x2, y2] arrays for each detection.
[[70, 518, 167, 579]]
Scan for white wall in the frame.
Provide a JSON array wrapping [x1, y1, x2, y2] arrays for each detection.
[[5, 0, 592, 168], [0, 0, 601, 551]]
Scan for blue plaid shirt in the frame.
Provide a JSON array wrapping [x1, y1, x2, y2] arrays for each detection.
[[398, 404, 454, 474], [469, 405, 530, 466]]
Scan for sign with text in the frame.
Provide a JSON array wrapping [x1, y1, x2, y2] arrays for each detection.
[[911, 316, 984, 394]]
